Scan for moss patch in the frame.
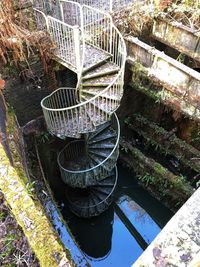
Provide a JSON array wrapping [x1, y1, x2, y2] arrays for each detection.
[[0, 144, 72, 267], [6, 106, 29, 184], [119, 139, 194, 211]]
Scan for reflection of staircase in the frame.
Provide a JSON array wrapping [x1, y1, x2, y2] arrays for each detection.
[[33, 0, 126, 217]]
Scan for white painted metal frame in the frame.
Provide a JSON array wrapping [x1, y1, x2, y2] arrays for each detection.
[[32, 0, 129, 13], [32, 0, 153, 13], [34, 1, 83, 74], [47, 16, 81, 70], [57, 113, 120, 188], [80, 0, 135, 12], [38, 2, 126, 137]]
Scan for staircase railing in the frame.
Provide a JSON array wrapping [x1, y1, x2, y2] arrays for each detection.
[[79, 5, 126, 97], [33, 7, 82, 73], [57, 113, 120, 188], [58, 0, 85, 93], [49, 17, 81, 69], [34, 0, 127, 217], [41, 87, 93, 138], [41, 85, 122, 138], [60, 0, 83, 27], [62, 0, 137, 12], [32, 0, 137, 14], [39, 3, 126, 137]]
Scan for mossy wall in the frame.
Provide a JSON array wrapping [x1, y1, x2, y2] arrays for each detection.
[[0, 103, 73, 267], [0, 144, 73, 267]]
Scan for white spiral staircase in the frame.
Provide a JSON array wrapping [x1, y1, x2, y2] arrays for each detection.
[[33, 0, 127, 217]]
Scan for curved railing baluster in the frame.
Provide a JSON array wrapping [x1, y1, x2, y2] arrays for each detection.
[[33, 0, 128, 217]]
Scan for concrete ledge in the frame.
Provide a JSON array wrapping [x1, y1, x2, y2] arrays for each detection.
[[125, 35, 200, 120], [152, 18, 200, 62], [133, 188, 200, 267], [0, 145, 72, 267]]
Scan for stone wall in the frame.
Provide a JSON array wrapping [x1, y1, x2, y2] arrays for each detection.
[[125, 35, 200, 122], [133, 188, 200, 267], [0, 144, 72, 267], [4, 61, 57, 126]]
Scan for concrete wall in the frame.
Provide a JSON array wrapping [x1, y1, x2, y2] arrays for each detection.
[[125, 35, 200, 122], [133, 188, 200, 267]]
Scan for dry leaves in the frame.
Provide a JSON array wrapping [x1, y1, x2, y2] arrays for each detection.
[[0, 0, 55, 72]]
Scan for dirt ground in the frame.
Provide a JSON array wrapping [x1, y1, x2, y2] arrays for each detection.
[[0, 191, 40, 267]]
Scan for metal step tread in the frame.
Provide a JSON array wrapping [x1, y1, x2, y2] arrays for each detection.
[[90, 190, 104, 203], [89, 148, 114, 158], [62, 156, 89, 171], [88, 143, 115, 149], [91, 188, 109, 199], [88, 153, 104, 166], [77, 107, 96, 133], [87, 159, 101, 176], [89, 195, 98, 207], [88, 154, 112, 173], [87, 156, 109, 178], [81, 95, 115, 114], [91, 186, 112, 195], [85, 102, 110, 125], [83, 61, 119, 80], [71, 190, 99, 206], [88, 130, 117, 144], [87, 121, 112, 140], [88, 138, 116, 148], [88, 153, 115, 172], [96, 175, 115, 186], [83, 44, 112, 72], [82, 88, 121, 101], [83, 73, 118, 87]]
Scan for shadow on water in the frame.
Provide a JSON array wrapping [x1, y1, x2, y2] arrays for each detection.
[[62, 205, 114, 261], [38, 138, 174, 267]]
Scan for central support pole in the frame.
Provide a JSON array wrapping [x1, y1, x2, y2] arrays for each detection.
[[109, 0, 113, 13], [74, 25, 81, 76]]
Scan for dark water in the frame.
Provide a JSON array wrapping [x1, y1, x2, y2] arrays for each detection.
[[39, 142, 173, 266]]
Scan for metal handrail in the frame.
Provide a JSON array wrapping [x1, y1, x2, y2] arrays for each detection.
[[47, 15, 77, 29], [41, 64, 124, 110], [40, 5, 126, 106], [59, 0, 83, 27], [33, 8, 49, 29], [36, 1, 126, 138], [58, 0, 84, 81], [57, 113, 120, 174], [64, 0, 135, 12]]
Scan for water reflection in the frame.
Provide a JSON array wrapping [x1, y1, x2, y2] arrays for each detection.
[[62, 206, 114, 261], [118, 195, 151, 224], [39, 139, 173, 267], [117, 195, 161, 245]]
